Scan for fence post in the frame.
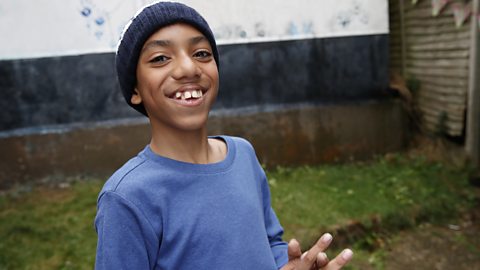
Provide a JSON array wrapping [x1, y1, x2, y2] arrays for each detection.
[[466, 0, 480, 168], [399, 0, 407, 77]]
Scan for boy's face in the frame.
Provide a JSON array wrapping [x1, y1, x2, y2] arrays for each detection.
[[132, 23, 219, 132]]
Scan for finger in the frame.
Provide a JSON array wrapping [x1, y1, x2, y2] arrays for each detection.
[[316, 252, 329, 268], [288, 239, 302, 261], [297, 233, 333, 270], [323, 249, 353, 270]]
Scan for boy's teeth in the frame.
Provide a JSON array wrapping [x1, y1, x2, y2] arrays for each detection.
[[173, 90, 203, 100]]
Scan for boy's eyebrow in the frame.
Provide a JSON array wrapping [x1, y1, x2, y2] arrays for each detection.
[[142, 40, 171, 52], [189, 36, 207, 45], [141, 36, 208, 53]]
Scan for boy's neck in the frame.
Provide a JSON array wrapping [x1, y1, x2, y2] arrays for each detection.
[[149, 127, 226, 164]]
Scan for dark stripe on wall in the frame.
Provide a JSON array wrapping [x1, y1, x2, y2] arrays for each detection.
[[217, 34, 389, 108], [0, 34, 389, 132]]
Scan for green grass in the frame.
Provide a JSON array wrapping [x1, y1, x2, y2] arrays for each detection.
[[0, 154, 475, 269], [268, 155, 475, 249], [0, 180, 103, 270]]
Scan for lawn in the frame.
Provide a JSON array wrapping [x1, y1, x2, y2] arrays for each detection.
[[0, 154, 475, 269], [267, 155, 475, 249]]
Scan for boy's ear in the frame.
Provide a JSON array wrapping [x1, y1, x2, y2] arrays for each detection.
[[131, 88, 143, 105]]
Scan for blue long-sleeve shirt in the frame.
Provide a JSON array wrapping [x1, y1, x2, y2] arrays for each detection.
[[95, 136, 288, 269]]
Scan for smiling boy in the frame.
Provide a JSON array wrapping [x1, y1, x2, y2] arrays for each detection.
[[94, 2, 352, 270]]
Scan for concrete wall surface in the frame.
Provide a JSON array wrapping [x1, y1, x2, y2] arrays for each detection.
[[0, 35, 389, 132], [0, 99, 408, 190]]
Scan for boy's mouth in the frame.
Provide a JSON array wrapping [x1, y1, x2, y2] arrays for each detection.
[[169, 89, 205, 101]]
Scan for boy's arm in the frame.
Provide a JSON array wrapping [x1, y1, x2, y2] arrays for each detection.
[[261, 174, 289, 269], [95, 191, 159, 270], [265, 204, 289, 268]]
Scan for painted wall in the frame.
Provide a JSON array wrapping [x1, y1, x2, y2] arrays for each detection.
[[0, 100, 408, 190], [0, 0, 390, 132], [0, 1, 397, 185], [0, 0, 388, 60]]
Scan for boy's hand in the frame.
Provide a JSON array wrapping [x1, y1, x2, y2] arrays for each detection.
[[280, 233, 353, 270]]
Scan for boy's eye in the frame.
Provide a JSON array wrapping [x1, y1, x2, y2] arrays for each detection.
[[194, 50, 212, 59], [149, 55, 170, 63]]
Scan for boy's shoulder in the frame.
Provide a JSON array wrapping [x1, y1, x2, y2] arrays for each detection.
[[213, 135, 258, 162], [223, 135, 262, 169], [225, 135, 254, 152], [99, 150, 148, 196]]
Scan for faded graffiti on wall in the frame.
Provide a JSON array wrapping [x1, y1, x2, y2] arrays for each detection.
[[0, 0, 389, 59]]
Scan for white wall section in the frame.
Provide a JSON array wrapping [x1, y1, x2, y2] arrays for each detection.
[[0, 0, 389, 59]]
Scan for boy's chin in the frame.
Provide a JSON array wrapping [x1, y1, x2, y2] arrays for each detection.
[[151, 114, 210, 133]]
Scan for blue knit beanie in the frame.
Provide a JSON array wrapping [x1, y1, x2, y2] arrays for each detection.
[[116, 1, 219, 116]]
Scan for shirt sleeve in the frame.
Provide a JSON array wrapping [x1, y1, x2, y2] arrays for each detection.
[[94, 191, 159, 270], [261, 173, 289, 269]]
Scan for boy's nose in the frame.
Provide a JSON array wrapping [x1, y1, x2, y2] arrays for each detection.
[[171, 54, 201, 80]]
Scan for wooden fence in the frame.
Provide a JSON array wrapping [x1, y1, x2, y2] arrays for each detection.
[[389, 0, 473, 137]]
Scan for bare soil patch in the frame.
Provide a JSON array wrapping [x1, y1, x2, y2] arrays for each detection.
[[383, 206, 480, 269]]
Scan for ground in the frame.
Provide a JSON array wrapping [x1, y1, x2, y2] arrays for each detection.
[[385, 221, 480, 269], [2, 135, 479, 269], [377, 137, 480, 269], [353, 201, 480, 269]]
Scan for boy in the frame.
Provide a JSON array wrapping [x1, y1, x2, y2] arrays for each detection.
[[95, 2, 353, 269]]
